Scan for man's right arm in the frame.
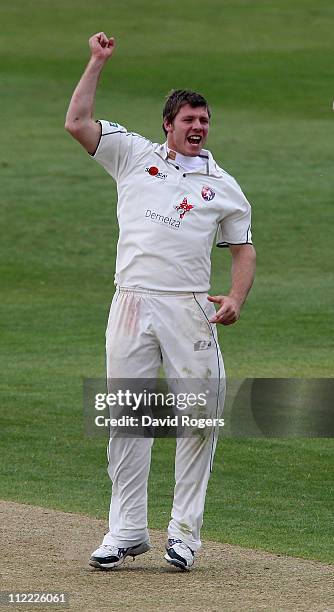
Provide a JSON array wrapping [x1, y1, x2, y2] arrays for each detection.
[[65, 32, 116, 155]]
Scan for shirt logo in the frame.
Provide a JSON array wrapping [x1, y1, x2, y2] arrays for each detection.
[[145, 166, 167, 180], [194, 340, 212, 351], [201, 185, 216, 201], [174, 197, 194, 219]]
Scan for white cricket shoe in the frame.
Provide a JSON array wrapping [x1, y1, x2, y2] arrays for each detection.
[[164, 538, 195, 570], [89, 541, 151, 570]]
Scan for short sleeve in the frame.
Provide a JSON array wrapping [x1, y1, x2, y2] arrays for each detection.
[[216, 179, 253, 248], [91, 120, 132, 181]]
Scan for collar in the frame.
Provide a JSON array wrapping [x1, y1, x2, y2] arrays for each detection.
[[154, 142, 224, 178]]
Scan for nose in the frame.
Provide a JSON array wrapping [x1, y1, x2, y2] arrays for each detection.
[[192, 118, 202, 131]]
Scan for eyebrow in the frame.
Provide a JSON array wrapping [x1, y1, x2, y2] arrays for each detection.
[[182, 114, 209, 120]]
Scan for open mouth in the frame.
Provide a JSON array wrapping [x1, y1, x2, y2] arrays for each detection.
[[187, 135, 202, 145]]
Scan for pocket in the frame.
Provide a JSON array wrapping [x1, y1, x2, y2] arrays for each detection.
[[191, 293, 214, 336], [106, 290, 120, 336]]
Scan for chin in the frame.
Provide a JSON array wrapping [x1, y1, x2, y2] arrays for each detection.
[[187, 149, 201, 157]]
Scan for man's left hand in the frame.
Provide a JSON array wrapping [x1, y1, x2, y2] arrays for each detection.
[[207, 295, 241, 325]]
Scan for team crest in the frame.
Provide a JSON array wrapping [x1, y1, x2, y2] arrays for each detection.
[[174, 197, 194, 219], [201, 185, 216, 201]]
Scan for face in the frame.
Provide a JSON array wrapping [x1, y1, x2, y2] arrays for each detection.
[[164, 103, 210, 156]]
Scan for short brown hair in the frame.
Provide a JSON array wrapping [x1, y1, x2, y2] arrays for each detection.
[[162, 89, 211, 136]]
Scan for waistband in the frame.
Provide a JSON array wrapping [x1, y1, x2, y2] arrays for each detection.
[[117, 286, 207, 297]]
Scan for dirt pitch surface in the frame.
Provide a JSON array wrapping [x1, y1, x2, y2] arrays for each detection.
[[0, 501, 333, 612]]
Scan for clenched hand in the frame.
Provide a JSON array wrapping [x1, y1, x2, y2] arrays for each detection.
[[89, 32, 116, 61]]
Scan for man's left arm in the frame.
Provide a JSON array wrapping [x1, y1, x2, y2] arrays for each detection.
[[208, 244, 256, 325]]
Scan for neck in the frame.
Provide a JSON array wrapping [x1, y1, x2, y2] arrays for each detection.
[[167, 147, 205, 172]]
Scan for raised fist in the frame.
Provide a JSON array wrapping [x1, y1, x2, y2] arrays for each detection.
[[89, 32, 115, 61]]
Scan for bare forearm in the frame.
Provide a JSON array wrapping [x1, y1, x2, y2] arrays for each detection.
[[65, 32, 115, 153], [65, 56, 106, 129], [228, 244, 256, 307], [208, 244, 256, 325]]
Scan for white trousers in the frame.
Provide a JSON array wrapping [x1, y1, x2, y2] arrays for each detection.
[[102, 288, 225, 552]]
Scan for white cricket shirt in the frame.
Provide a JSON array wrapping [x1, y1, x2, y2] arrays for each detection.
[[92, 120, 253, 291]]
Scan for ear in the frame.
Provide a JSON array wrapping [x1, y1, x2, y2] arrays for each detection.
[[163, 118, 173, 133]]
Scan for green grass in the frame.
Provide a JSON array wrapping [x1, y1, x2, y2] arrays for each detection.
[[0, 0, 333, 563]]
